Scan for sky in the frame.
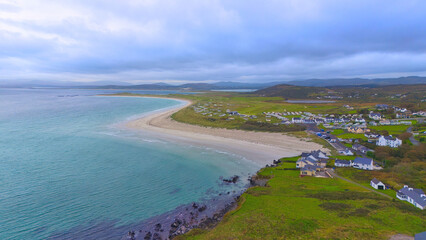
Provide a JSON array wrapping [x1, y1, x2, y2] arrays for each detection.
[[1, 0, 426, 84]]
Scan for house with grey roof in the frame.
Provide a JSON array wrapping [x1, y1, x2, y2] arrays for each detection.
[[415, 231, 426, 240], [369, 112, 382, 120], [396, 185, 426, 210], [300, 164, 322, 177], [338, 148, 354, 156], [352, 157, 374, 170], [334, 159, 351, 167], [352, 143, 373, 154], [370, 178, 385, 190]]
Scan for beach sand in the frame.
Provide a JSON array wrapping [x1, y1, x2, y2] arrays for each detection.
[[125, 97, 326, 166]]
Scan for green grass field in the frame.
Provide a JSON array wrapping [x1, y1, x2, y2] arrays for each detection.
[[369, 125, 411, 135], [178, 157, 425, 240], [337, 133, 368, 140]]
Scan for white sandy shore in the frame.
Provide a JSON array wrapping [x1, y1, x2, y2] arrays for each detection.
[[124, 97, 326, 166]]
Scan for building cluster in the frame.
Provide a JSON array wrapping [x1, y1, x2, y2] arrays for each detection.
[[375, 104, 426, 118], [333, 157, 380, 170], [371, 178, 426, 210], [296, 150, 329, 177]]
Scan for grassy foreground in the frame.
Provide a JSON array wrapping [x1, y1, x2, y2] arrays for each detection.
[[177, 157, 425, 240]]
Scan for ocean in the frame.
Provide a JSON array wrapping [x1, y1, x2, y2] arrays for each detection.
[[0, 88, 258, 240]]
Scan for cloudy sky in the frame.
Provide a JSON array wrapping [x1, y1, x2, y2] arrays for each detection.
[[1, 0, 426, 84]]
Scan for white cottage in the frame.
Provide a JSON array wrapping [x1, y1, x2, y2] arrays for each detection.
[[370, 178, 385, 190], [352, 157, 374, 170]]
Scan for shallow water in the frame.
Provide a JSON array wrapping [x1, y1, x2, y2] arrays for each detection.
[[0, 88, 258, 240]]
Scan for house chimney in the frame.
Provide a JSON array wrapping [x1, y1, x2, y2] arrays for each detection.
[[404, 185, 408, 188]]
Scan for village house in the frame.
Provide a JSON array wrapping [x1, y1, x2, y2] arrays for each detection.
[[352, 157, 374, 170], [347, 126, 370, 134], [352, 143, 373, 154], [354, 118, 366, 123], [296, 158, 316, 168], [334, 159, 351, 167], [300, 164, 322, 176], [376, 104, 389, 110], [369, 112, 382, 120], [370, 178, 385, 190], [338, 148, 354, 156], [292, 117, 302, 123], [396, 112, 412, 118], [296, 150, 328, 168], [396, 185, 426, 210], [376, 135, 402, 148]]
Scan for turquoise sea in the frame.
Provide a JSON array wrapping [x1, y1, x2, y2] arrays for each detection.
[[0, 88, 258, 240]]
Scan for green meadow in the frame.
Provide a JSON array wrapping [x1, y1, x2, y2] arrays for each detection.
[[178, 157, 425, 240]]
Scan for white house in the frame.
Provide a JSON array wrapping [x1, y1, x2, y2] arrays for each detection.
[[335, 159, 351, 167], [396, 185, 426, 210], [370, 178, 385, 190], [338, 148, 354, 156], [352, 157, 374, 170], [369, 112, 382, 120], [292, 117, 302, 123], [376, 135, 402, 148]]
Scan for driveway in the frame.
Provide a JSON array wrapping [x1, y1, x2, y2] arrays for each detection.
[[407, 127, 420, 146], [326, 169, 393, 200]]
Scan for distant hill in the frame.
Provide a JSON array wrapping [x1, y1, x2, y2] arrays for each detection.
[[286, 76, 426, 87], [253, 83, 426, 102], [2, 76, 425, 90], [254, 84, 328, 99]]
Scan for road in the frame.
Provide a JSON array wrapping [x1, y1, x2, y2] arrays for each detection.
[[407, 127, 420, 146], [326, 169, 393, 200]]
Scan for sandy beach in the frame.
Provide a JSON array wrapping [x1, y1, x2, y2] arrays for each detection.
[[125, 97, 326, 166]]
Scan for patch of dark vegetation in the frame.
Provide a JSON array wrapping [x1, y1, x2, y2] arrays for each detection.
[[286, 219, 319, 235], [349, 208, 371, 217], [276, 168, 298, 170], [393, 201, 423, 215], [364, 204, 379, 209], [239, 120, 306, 132], [308, 191, 384, 201], [319, 202, 352, 212], [246, 187, 271, 197]]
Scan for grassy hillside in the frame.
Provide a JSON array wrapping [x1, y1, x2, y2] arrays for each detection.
[[178, 157, 425, 240], [254, 84, 328, 99]]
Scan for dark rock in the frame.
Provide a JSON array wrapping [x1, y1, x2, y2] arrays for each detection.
[[127, 231, 135, 240], [152, 232, 162, 240], [154, 223, 162, 232], [143, 231, 152, 240], [198, 205, 207, 212], [192, 203, 199, 209], [222, 175, 239, 183]]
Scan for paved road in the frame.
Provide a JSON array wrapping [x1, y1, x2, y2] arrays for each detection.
[[407, 127, 420, 146], [326, 169, 393, 200]]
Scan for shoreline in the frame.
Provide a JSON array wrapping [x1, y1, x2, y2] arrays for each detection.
[[104, 94, 326, 239], [121, 95, 326, 166]]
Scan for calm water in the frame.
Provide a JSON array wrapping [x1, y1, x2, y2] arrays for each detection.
[[0, 88, 257, 240]]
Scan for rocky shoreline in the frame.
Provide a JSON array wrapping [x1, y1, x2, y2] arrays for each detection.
[[121, 160, 280, 240], [120, 188, 242, 240]]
